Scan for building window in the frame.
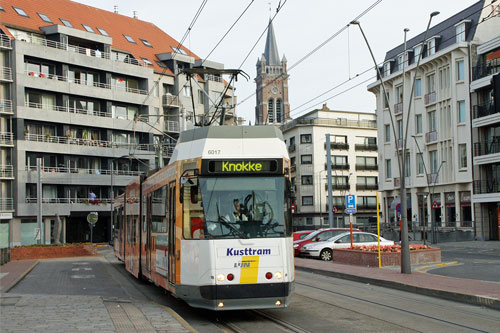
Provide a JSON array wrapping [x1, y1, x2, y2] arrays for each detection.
[[405, 154, 411, 177], [302, 196, 313, 206], [385, 159, 392, 179], [457, 60, 464, 81], [198, 90, 204, 104], [356, 156, 377, 168], [396, 85, 403, 104], [458, 101, 466, 123], [300, 134, 312, 144], [414, 44, 423, 63], [459, 144, 467, 169], [140, 39, 153, 47], [415, 78, 422, 97], [60, 18, 73, 27], [276, 99, 282, 123], [456, 23, 466, 42], [183, 86, 191, 97], [417, 153, 424, 175], [416, 114, 422, 134], [330, 155, 348, 166], [38, 13, 52, 23], [97, 28, 109, 36], [268, 98, 274, 123], [290, 156, 296, 166], [397, 119, 403, 140], [428, 110, 437, 132], [383, 93, 390, 109], [430, 150, 438, 173], [123, 34, 136, 43], [141, 57, 153, 66], [82, 24, 95, 33], [301, 175, 313, 185], [385, 124, 391, 142], [13, 6, 29, 17], [397, 54, 404, 71], [357, 176, 377, 187], [439, 66, 450, 90], [172, 46, 188, 55], [426, 73, 435, 94], [427, 38, 436, 56], [301, 154, 312, 164], [383, 62, 391, 77]]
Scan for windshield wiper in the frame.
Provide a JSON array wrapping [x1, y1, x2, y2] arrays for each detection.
[[216, 203, 248, 239]]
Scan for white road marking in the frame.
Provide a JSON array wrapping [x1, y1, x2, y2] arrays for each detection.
[[71, 267, 92, 271], [0, 272, 9, 279], [72, 262, 90, 265], [71, 275, 95, 279]]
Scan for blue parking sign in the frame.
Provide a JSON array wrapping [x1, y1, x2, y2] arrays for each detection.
[[346, 195, 355, 209]]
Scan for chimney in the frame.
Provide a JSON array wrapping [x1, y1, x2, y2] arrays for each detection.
[[133, 11, 138, 19], [114, 5, 118, 14]]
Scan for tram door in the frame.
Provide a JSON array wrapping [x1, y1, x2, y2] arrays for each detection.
[[145, 193, 152, 273], [168, 181, 176, 284]]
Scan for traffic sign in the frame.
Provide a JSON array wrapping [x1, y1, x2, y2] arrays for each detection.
[[87, 212, 98, 226], [346, 195, 356, 209], [432, 201, 440, 209], [346, 208, 357, 214], [396, 203, 401, 213]]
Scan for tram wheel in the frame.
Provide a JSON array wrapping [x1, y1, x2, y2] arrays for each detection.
[[320, 249, 333, 261]]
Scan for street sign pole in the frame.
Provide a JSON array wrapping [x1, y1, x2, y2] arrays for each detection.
[[87, 212, 98, 244]]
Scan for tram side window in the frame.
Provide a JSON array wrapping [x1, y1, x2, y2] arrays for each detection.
[[183, 179, 205, 239], [152, 186, 168, 233], [127, 216, 137, 244]]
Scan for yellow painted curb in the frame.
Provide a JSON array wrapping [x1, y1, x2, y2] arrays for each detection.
[[153, 301, 197, 333]]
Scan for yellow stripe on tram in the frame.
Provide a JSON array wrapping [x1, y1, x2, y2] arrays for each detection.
[[240, 256, 259, 284]]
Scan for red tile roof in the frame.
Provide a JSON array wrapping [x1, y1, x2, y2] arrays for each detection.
[[0, 0, 199, 74]]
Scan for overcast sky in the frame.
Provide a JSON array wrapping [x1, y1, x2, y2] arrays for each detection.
[[75, 0, 478, 123]]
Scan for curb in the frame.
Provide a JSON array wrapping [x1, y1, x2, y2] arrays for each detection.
[[154, 301, 198, 333], [295, 265, 500, 311], [2, 260, 39, 293]]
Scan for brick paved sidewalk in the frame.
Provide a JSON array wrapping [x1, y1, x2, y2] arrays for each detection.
[[0, 260, 38, 292], [295, 257, 500, 310]]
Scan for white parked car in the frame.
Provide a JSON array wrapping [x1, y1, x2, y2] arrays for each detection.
[[300, 232, 395, 261]]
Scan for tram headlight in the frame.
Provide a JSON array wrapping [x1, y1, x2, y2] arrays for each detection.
[[216, 274, 225, 281], [275, 300, 282, 306], [274, 271, 282, 280], [217, 302, 224, 308]]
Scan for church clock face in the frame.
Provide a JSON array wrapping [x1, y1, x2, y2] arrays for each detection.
[[271, 86, 279, 94]]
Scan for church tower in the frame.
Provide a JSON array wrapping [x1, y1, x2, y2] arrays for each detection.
[[255, 20, 290, 125]]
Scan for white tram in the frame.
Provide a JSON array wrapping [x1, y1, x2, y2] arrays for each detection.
[[113, 126, 295, 310]]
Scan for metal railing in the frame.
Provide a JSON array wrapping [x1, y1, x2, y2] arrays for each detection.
[[355, 143, 377, 151], [25, 197, 113, 204], [0, 99, 13, 114], [355, 164, 378, 171], [472, 102, 497, 119], [0, 165, 14, 178], [325, 142, 349, 150], [473, 140, 500, 156], [25, 70, 148, 95], [165, 120, 180, 133], [473, 179, 500, 194], [396, 139, 405, 149], [0, 66, 12, 81], [162, 94, 180, 107], [324, 163, 349, 170], [0, 132, 14, 145], [472, 63, 500, 81], [26, 101, 112, 118], [0, 198, 13, 211], [163, 145, 176, 157], [282, 118, 377, 131], [18, 35, 147, 67], [205, 74, 224, 83], [356, 184, 379, 191], [0, 34, 11, 48], [394, 102, 403, 115], [424, 91, 436, 105], [325, 184, 350, 190], [357, 204, 378, 210], [288, 144, 296, 153], [425, 131, 437, 143], [26, 166, 143, 176]]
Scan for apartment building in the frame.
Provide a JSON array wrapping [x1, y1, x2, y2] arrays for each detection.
[[0, 0, 234, 247], [368, 0, 498, 241], [282, 104, 378, 230]]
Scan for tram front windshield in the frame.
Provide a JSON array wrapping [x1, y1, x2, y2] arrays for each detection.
[[199, 177, 287, 239]]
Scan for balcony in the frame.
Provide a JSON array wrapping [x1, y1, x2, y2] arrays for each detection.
[[0, 66, 12, 82], [427, 173, 439, 184], [282, 117, 376, 132], [205, 74, 224, 83], [473, 102, 497, 119], [0, 132, 14, 146], [26, 101, 112, 118], [355, 143, 377, 151], [472, 63, 500, 81], [25, 197, 113, 204], [19, 35, 147, 68], [25, 166, 144, 177], [0, 99, 13, 115], [288, 144, 296, 153], [396, 139, 405, 149], [324, 163, 349, 171], [0, 198, 14, 211], [0, 34, 11, 49], [325, 142, 349, 150], [290, 165, 296, 173], [425, 131, 437, 143], [162, 94, 180, 107], [356, 184, 379, 191], [473, 179, 500, 194], [325, 184, 350, 191], [0, 165, 14, 179], [424, 91, 436, 105], [355, 164, 378, 171], [473, 140, 500, 157], [394, 102, 403, 115], [163, 144, 176, 158], [25, 71, 148, 95], [165, 120, 180, 133]]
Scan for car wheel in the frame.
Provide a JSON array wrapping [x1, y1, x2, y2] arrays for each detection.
[[320, 249, 332, 261]]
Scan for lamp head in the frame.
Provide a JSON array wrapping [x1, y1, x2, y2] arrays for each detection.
[[404, 28, 410, 32], [350, 20, 360, 25], [430, 11, 440, 17]]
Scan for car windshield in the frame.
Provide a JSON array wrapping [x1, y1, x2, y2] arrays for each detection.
[[302, 229, 322, 241], [199, 177, 287, 239]]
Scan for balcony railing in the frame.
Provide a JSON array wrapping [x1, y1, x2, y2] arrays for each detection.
[[427, 173, 439, 184], [163, 144, 176, 157], [282, 117, 377, 132], [0, 34, 11, 48], [26, 101, 112, 118], [355, 143, 377, 151], [325, 142, 349, 150], [288, 144, 296, 153], [165, 120, 180, 133], [473, 139, 500, 157], [290, 165, 296, 173], [0, 66, 12, 81], [162, 94, 180, 107], [424, 91, 436, 105], [0, 132, 14, 145], [24, 133, 153, 151], [356, 184, 378, 191], [472, 102, 497, 119], [0, 165, 14, 178], [0, 99, 13, 115], [472, 63, 500, 81], [0, 198, 14, 211], [18, 35, 147, 67], [325, 184, 350, 190], [394, 102, 403, 115], [25, 70, 148, 95], [26, 166, 144, 176], [355, 164, 378, 171], [205, 74, 224, 83], [473, 179, 500, 194], [425, 131, 437, 143], [25, 197, 113, 204], [325, 163, 349, 170]]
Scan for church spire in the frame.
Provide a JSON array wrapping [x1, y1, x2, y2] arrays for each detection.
[[263, 19, 280, 66]]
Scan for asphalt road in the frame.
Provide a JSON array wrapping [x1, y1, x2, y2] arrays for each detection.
[[427, 241, 500, 282], [8, 247, 500, 332]]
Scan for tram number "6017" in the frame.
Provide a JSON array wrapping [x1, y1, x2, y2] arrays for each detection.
[[207, 149, 221, 155]]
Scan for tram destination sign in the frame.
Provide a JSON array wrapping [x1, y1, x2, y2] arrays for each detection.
[[202, 159, 282, 175]]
